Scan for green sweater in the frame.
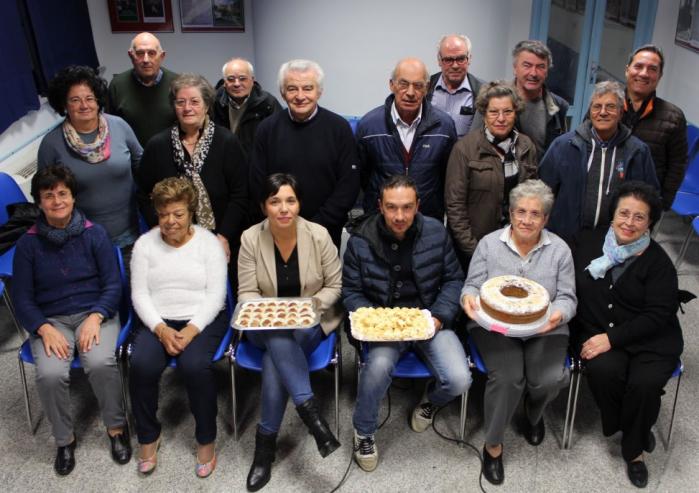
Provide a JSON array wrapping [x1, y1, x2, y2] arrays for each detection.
[[107, 67, 178, 146]]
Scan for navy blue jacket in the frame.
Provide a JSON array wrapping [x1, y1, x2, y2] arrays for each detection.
[[342, 213, 464, 327], [357, 96, 457, 220], [539, 120, 659, 240]]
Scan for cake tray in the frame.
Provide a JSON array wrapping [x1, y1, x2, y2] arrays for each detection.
[[473, 296, 551, 337]]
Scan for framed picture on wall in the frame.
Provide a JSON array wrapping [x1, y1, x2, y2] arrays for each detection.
[[180, 0, 245, 32], [108, 0, 174, 32], [675, 0, 699, 53]]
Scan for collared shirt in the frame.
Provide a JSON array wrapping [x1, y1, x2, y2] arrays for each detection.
[[288, 105, 318, 123], [132, 68, 163, 87], [431, 74, 473, 137], [391, 102, 422, 152], [500, 225, 552, 262]]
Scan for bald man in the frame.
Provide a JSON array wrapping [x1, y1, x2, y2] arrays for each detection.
[[107, 32, 178, 146], [357, 58, 457, 220], [427, 34, 483, 137]]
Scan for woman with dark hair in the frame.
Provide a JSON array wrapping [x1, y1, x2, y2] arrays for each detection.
[[237, 173, 342, 491], [129, 177, 228, 478], [445, 80, 538, 270], [572, 181, 683, 488], [38, 65, 142, 256], [12, 165, 131, 476], [136, 73, 248, 275]]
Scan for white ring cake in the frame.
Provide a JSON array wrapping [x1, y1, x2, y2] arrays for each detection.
[[479, 275, 550, 324]]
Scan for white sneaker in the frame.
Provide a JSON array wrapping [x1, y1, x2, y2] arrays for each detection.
[[410, 399, 437, 433], [353, 430, 378, 472]]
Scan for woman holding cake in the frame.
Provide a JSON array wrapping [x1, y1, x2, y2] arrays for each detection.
[[461, 179, 577, 485], [571, 181, 682, 489], [237, 173, 343, 491]]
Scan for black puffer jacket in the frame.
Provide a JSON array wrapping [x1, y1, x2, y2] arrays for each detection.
[[622, 94, 687, 209]]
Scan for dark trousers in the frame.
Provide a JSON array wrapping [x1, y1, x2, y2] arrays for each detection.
[[129, 310, 228, 445], [585, 349, 677, 462]]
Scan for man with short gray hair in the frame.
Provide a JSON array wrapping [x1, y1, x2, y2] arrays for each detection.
[[539, 81, 658, 239], [212, 57, 281, 159], [427, 34, 482, 137], [249, 59, 359, 248]]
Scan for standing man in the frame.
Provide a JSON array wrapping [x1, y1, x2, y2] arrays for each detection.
[[343, 175, 470, 473], [249, 59, 359, 248], [427, 34, 482, 137], [358, 58, 457, 222], [622, 44, 688, 209], [212, 58, 281, 160], [107, 32, 178, 147]]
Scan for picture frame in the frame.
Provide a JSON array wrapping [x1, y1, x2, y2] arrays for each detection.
[[675, 0, 699, 54], [107, 0, 174, 33], [179, 0, 245, 32]]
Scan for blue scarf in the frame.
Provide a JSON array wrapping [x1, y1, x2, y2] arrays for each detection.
[[36, 208, 86, 246], [586, 226, 650, 280]]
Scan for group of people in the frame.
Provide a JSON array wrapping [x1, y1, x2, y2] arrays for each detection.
[[9, 29, 687, 490]]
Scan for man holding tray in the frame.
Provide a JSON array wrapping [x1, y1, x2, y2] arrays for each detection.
[[343, 175, 471, 472]]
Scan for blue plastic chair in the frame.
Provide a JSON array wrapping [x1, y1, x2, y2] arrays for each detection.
[[465, 335, 576, 449], [229, 330, 341, 441], [355, 341, 468, 442], [0, 172, 29, 339], [17, 246, 133, 433]]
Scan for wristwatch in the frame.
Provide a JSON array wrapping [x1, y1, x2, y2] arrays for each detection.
[[93, 312, 105, 322]]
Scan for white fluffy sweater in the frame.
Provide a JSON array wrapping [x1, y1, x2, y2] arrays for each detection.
[[130, 225, 227, 332]]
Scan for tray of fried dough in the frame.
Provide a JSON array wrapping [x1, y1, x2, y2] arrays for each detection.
[[350, 307, 435, 341], [232, 297, 319, 330]]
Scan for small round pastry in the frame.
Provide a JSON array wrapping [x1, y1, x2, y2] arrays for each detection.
[[286, 317, 298, 326], [260, 318, 272, 326], [479, 275, 549, 324], [237, 317, 250, 327], [250, 318, 262, 326], [272, 318, 285, 327], [300, 316, 314, 326]]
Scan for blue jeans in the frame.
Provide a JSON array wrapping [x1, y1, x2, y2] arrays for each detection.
[[353, 329, 471, 436], [246, 326, 324, 434]]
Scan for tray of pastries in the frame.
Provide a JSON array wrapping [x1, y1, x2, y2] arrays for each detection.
[[232, 298, 320, 330], [350, 307, 435, 341]]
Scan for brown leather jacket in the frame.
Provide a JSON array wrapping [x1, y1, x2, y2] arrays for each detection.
[[445, 129, 538, 257]]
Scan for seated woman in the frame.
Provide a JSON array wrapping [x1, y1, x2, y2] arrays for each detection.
[[461, 179, 577, 485], [571, 181, 683, 489], [12, 165, 131, 475], [445, 80, 537, 270], [129, 177, 228, 478], [38, 65, 142, 258], [237, 173, 343, 492]]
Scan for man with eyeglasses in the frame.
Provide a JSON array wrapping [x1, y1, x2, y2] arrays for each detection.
[[107, 32, 178, 146], [621, 44, 688, 210], [357, 58, 457, 222], [212, 58, 281, 160], [539, 81, 658, 240], [427, 34, 482, 137]]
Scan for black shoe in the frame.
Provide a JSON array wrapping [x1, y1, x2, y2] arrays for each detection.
[[296, 397, 340, 458], [54, 439, 77, 476], [524, 418, 545, 446], [247, 427, 277, 492], [627, 460, 648, 488], [644, 431, 656, 453], [109, 428, 132, 464], [482, 446, 504, 485]]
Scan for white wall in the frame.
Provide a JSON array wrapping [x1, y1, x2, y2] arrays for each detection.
[[252, 0, 532, 117], [652, 0, 699, 124], [87, 0, 256, 86]]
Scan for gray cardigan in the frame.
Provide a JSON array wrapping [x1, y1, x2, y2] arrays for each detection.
[[461, 226, 577, 337]]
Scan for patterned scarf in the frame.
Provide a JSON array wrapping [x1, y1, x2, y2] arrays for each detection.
[[586, 226, 650, 280], [36, 208, 86, 246], [170, 116, 216, 231], [485, 127, 519, 178], [62, 114, 111, 164]]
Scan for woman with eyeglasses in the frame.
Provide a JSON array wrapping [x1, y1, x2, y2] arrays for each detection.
[[461, 179, 577, 486], [445, 80, 537, 271], [38, 65, 142, 262], [137, 73, 248, 284], [571, 181, 683, 488]]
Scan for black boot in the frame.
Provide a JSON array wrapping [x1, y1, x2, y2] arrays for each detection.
[[296, 396, 340, 458], [247, 427, 277, 492]]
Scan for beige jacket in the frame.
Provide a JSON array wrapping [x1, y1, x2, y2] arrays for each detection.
[[237, 216, 343, 334]]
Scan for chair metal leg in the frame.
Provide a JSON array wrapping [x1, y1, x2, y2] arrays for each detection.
[[664, 371, 682, 451], [651, 210, 665, 239], [3, 289, 24, 341], [17, 354, 33, 434], [117, 354, 132, 432], [674, 225, 694, 269], [565, 365, 583, 449], [459, 392, 468, 445], [334, 348, 340, 438], [562, 363, 580, 449], [230, 353, 239, 441]]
